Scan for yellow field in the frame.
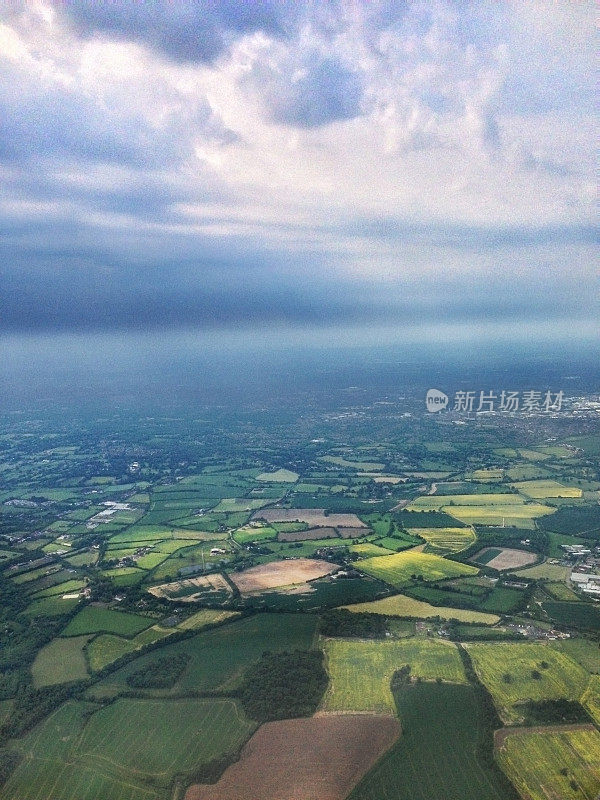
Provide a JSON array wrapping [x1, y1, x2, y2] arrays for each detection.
[[412, 527, 476, 554], [444, 503, 555, 527], [497, 727, 600, 800], [471, 468, 504, 481], [513, 479, 583, 499], [357, 549, 478, 587], [467, 642, 590, 723], [408, 494, 525, 510], [321, 638, 467, 714], [343, 593, 500, 624]]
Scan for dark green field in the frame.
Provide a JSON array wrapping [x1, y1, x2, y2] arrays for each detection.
[[349, 682, 516, 800]]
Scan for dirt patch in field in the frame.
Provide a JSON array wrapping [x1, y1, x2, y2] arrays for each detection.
[[230, 558, 337, 594], [337, 526, 370, 540], [185, 714, 400, 800], [494, 723, 597, 750], [254, 508, 367, 528], [278, 526, 339, 542], [477, 547, 538, 571]]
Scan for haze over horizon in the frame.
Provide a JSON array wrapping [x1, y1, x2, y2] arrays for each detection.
[[0, 0, 597, 349]]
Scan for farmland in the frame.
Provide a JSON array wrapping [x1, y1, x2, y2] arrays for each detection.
[[350, 683, 515, 800], [496, 727, 600, 800], [62, 606, 154, 637], [357, 549, 478, 587], [31, 635, 92, 686], [466, 642, 590, 723], [90, 614, 318, 697], [230, 558, 337, 594], [2, 698, 254, 800], [470, 547, 537, 570], [412, 526, 476, 553], [343, 593, 500, 624], [322, 638, 466, 713], [185, 715, 400, 800], [2, 374, 600, 800]]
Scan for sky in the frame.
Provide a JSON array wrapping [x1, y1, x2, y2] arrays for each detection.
[[0, 0, 597, 342]]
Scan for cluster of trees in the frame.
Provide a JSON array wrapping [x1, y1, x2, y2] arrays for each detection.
[[521, 699, 591, 725], [319, 609, 389, 638], [238, 650, 328, 723], [126, 653, 190, 689]]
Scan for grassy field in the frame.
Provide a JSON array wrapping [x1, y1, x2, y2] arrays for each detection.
[[412, 526, 476, 553], [2, 698, 254, 800], [467, 642, 590, 723], [497, 727, 600, 800], [444, 503, 555, 527], [31, 635, 92, 686], [581, 676, 600, 725], [513, 479, 583, 498], [349, 683, 514, 800], [343, 593, 500, 624], [321, 638, 466, 714], [62, 606, 154, 637], [513, 560, 570, 580], [357, 550, 478, 587], [350, 542, 394, 558], [87, 625, 177, 672], [471, 468, 504, 481], [550, 639, 600, 674], [408, 494, 525, 511], [256, 468, 298, 482], [90, 614, 317, 697]]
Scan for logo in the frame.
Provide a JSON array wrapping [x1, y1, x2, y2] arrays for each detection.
[[426, 389, 448, 412]]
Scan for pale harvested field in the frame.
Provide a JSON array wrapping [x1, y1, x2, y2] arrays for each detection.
[[253, 508, 367, 528], [230, 558, 337, 594], [483, 548, 537, 571], [278, 526, 339, 542], [185, 715, 400, 800], [148, 572, 231, 600]]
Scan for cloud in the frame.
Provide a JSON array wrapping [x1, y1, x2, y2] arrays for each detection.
[[60, 0, 299, 64], [0, 0, 596, 338]]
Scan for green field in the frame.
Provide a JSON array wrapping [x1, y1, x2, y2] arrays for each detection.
[[31, 635, 92, 686], [87, 625, 177, 672], [550, 639, 600, 674], [62, 606, 154, 637], [2, 698, 254, 800], [357, 550, 478, 587], [321, 638, 466, 714], [233, 524, 278, 544], [350, 542, 394, 558], [471, 468, 504, 481], [255, 468, 298, 482], [513, 560, 570, 580], [412, 527, 476, 553], [581, 676, 600, 725], [497, 727, 600, 800], [467, 642, 590, 723], [543, 601, 600, 631], [350, 683, 514, 800], [343, 593, 500, 624], [90, 614, 318, 697], [408, 494, 525, 510]]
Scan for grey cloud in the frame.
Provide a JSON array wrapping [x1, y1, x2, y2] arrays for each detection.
[[266, 57, 364, 128], [60, 0, 300, 63]]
